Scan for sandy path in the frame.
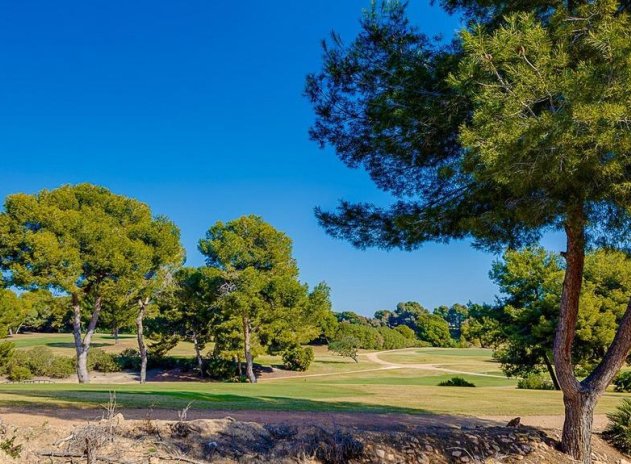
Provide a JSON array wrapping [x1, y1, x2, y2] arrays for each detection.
[[264, 349, 506, 381]]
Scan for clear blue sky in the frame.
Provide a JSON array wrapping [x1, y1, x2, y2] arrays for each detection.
[[0, 1, 563, 315]]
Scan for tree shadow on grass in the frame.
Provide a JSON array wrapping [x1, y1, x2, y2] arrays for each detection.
[[45, 342, 111, 349]]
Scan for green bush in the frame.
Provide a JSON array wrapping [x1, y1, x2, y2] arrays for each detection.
[[613, 371, 631, 392], [7, 365, 32, 382], [335, 323, 384, 350], [604, 398, 631, 453], [117, 348, 141, 370], [517, 374, 556, 390], [22, 346, 55, 375], [205, 356, 240, 381], [438, 376, 475, 387], [47, 356, 76, 378], [9, 347, 74, 378], [87, 348, 120, 373], [282, 346, 314, 371]]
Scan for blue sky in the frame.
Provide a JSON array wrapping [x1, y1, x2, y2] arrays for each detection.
[[0, 1, 563, 315]]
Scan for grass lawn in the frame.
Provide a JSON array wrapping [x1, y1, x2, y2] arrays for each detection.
[[2, 334, 630, 417], [5, 332, 196, 357]]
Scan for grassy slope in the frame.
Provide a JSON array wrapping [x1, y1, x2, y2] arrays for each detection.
[[1, 334, 629, 416]]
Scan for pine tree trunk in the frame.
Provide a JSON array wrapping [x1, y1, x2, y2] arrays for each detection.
[[192, 333, 204, 378], [113, 326, 119, 345], [543, 352, 560, 390], [234, 355, 243, 377], [243, 317, 256, 383], [136, 300, 148, 384], [561, 393, 596, 462], [546, 209, 631, 463], [72, 294, 102, 384]]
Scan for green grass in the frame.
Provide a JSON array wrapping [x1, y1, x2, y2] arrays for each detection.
[[2, 334, 631, 417], [4, 332, 196, 357]]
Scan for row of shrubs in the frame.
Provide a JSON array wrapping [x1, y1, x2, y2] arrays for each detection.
[[0, 342, 317, 382], [334, 323, 424, 351], [0, 344, 123, 381]]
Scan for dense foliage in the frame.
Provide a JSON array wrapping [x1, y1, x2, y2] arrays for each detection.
[[438, 377, 475, 387], [604, 399, 631, 453]]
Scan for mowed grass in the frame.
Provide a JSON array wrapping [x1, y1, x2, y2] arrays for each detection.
[[5, 332, 196, 357], [1, 335, 630, 417]]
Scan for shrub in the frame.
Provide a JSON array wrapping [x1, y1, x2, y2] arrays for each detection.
[[614, 371, 631, 392], [438, 376, 475, 387], [8, 347, 74, 378], [7, 365, 32, 382], [517, 373, 556, 390], [604, 398, 631, 453], [117, 348, 141, 370], [206, 356, 240, 381], [0, 436, 22, 459], [47, 356, 76, 378], [378, 326, 417, 350], [22, 346, 56, 375], [335, 323, 383, 350], [282, 346, 314, 371], [87, 349, 120, 373]]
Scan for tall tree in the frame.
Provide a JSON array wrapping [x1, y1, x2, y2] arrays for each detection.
[[0, 184, 181, 383], [199, 215, 330, 383], [307, 1, 631, 460]]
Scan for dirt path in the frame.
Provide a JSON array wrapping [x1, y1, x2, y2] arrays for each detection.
[[264, 348, 506, 381], [364, 349, 507, 378]]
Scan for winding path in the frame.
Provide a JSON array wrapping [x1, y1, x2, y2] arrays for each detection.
[[262, 348, 506, 381], [364, 349, 507, 379]]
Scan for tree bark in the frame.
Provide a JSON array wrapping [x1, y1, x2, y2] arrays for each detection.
[[561, 392, 596, 461], [553, 207, 589, 461], [73, 294, 103, 384], [192, 333, 204, 378], [543, 352, 560, 390], [551, 204, 631, 463], [113, 326, 119, 345], [136, 298, 148, 384], [243, 316, 256, 383], [234, 355, 243, 377]]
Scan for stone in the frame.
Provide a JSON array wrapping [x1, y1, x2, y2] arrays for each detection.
[[376, 449, 386, 459], [452, 450, 462, 457]]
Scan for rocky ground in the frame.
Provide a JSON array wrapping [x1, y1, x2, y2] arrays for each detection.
[[0, 409, 628, 463]]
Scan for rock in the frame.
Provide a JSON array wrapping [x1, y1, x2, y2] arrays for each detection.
[[452, 450, 462, 457], [376, 449, 386, 459]]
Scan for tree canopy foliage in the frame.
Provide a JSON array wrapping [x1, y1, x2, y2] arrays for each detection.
[[307, 0, 631, 460], [0, 184, 183, 383]]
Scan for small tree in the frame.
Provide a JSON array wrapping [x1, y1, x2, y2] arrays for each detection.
[[199, 215, 330, 383], [0, 184, 181, 383], [329, 336, 359, 363]]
